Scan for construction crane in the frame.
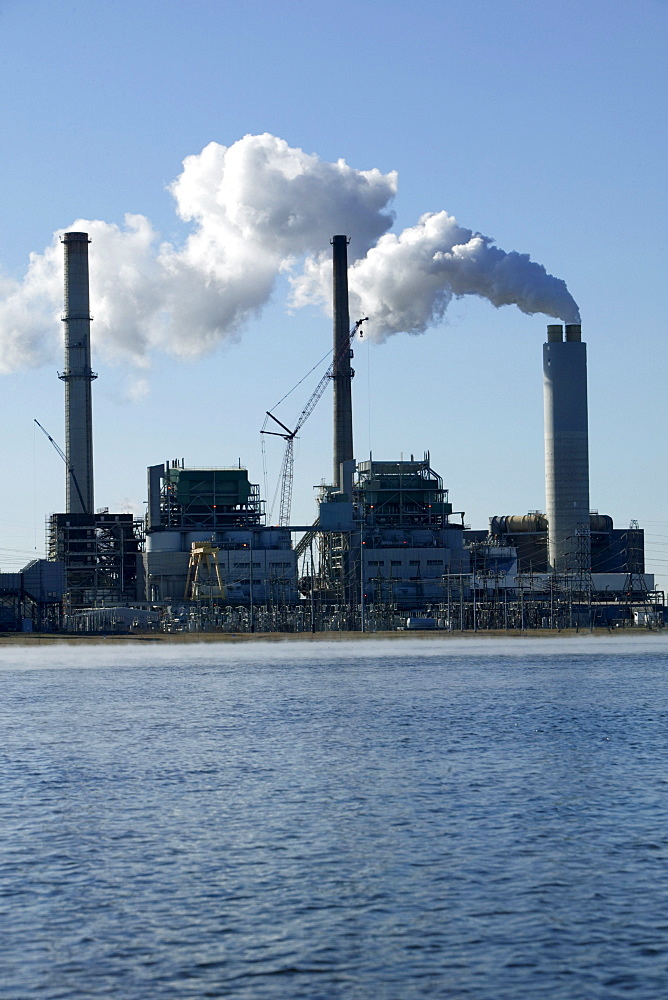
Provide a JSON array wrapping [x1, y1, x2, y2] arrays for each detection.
[[34, 418, 88, 515], [262, 317, 367, 526]]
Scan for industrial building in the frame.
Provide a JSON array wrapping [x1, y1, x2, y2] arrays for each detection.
[[313, 455, 470, 606], [461, 320, 656, 610], [469, 512, 646, 580], [144, 462, 298, 604], [48, 511, 141, 610], [0, 559, 64, 632], [17, 228, 662, 632]]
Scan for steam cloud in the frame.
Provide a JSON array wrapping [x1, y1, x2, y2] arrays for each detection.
[[0, 133, 579, 373]]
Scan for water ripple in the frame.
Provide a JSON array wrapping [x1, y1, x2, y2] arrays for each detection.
[[1, 642, 668, 997]]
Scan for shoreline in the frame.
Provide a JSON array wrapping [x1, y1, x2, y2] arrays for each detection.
[[0, 628, 662, 646]]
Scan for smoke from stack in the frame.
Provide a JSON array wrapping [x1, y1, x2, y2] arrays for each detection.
[[295, 211, 580, 338], [0, 134, 579, 376]]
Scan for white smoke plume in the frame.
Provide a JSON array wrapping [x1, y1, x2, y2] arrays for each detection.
[[0, 133, 579, 374], [292, 211, 580, 335]]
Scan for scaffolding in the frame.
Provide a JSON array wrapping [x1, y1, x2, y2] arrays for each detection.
[[48, 511, 143, 610], [156, 465, 264, 531]]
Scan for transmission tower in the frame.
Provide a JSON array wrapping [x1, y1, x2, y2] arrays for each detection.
[[622, 519, 659, 626], [572, 522, 594, 627], [623, 520, 647, 596]]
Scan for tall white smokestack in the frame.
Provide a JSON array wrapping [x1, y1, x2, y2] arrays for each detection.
[[543, 323, 590, 573], [60, 232, 96, 515]]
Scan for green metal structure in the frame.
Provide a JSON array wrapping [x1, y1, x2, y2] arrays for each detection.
[[356, 455, 453, 526], [161, 467, 262, 530]]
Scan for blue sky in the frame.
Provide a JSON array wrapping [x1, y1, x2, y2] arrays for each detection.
[[0, 0, 667, 589]]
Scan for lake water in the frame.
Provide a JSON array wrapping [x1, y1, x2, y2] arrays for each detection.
[[1, 635, 668, 999]]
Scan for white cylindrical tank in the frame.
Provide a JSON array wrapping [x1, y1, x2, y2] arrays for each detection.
[[146, 531, 182, 552], [543, 323, 590, 573]]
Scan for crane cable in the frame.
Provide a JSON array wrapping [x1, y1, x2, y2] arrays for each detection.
[[260, 346, 334, 434], [260, 346, 335, 521]]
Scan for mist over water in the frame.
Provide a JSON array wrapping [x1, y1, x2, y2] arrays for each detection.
[[0, 634, 665, 670], [1, 637, 667, 998]]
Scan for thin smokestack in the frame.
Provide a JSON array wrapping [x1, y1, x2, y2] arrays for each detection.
[[60, 232, 96, 515], [332, 235, 353, 490], [543, 323, 590, 573]]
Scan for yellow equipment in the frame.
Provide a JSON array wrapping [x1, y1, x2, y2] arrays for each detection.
[[184, 541, 226, 600]]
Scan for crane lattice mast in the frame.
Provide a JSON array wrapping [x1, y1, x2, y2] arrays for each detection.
[[262, 318, 367, 526]]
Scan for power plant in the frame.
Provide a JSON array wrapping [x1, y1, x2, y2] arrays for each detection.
[[0, 231, 662, 633]]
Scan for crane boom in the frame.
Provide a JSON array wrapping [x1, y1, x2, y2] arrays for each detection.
[[262, 317, 367, 526], [34, 418, 89, 515]]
